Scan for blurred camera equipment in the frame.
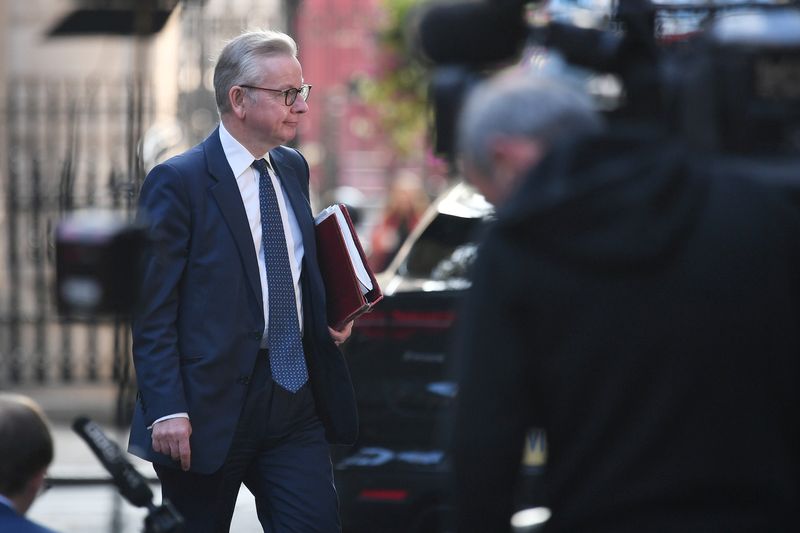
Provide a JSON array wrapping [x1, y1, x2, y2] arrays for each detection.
[[55, 210, 147, 318], [416, 0, 800, 160], [678, 7, 800, 154], [418, 0, 529, 66], [73, 417, 184, 533]]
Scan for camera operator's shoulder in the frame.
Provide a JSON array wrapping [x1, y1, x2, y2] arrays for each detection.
[[758, 171, 800, 214], [724, 157, 800, 191], [714, 155, 800, 224]]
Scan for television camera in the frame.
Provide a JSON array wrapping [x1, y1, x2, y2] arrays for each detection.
[[55, 209, 147, 318], [416, 0, 800, 160]]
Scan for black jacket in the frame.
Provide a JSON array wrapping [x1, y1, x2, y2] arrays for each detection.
[[452, 126, 800, 532]]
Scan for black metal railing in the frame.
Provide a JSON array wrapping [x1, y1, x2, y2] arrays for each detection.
[[1, 77, 153, 401], [1, 8, 293, 431]]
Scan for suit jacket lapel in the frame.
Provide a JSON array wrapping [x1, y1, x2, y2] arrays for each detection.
[[269, 148, 315, 254], [205, 128, 263, 307]]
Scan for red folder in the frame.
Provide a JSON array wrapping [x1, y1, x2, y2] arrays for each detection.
[[314, 204, 383, 329]]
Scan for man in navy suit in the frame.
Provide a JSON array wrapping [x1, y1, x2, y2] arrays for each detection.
[[128, 30, 358, 532], [0, 394, 60, 533]]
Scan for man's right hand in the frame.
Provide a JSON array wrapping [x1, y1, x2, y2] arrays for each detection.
[[152, 417, 192, 471]]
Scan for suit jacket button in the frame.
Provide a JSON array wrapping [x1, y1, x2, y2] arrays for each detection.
[[236, 376, 250, 385], [252, 330, 261, 340]]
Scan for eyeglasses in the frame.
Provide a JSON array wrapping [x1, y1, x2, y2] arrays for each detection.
[[239, 84, 312, 106]]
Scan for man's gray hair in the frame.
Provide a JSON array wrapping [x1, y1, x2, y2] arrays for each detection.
[[214, 30, 298, 115], [458, 71, 603, 176]]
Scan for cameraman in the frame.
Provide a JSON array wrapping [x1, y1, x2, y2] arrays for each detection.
[[0, 394, 60, 533], [451, 68, 800, 532]]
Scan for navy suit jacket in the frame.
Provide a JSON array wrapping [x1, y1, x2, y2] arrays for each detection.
[[0, 502, 59, 533], [128, 128, 358, 474]]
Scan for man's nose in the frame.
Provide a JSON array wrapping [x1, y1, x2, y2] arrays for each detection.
[[292, 97, 309, 113]]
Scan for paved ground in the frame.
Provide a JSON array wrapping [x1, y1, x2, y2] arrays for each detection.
[[8, 383, 261, 533]]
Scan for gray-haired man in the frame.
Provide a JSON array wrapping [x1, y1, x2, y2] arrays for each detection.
[[452, 67, 800, 533], [457, 70, 602, 205], [128, 30, 357, 532]]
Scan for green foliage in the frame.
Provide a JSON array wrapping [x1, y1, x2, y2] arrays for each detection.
[[359, 0, 431, 158]]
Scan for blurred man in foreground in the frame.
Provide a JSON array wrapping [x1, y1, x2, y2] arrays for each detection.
[[452, 70, 800, 532], [0, 394, 59, 533]]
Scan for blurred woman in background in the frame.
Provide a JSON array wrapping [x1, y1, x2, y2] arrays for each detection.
[[369, 170, 430, 272]]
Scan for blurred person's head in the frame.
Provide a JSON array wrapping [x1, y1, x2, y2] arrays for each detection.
[[0, 394, 54, 514], [213, 30, 309, 154], [385, 170, 429, 218], [457, 69, 603, 206]]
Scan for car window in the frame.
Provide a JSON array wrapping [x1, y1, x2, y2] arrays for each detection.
[[400, 213, 485, 281]]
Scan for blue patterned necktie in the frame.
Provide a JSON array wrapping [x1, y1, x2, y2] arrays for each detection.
[[254, 158, 308, 392]]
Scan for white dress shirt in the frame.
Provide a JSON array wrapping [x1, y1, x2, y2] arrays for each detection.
[[219, 122, 305, 340], [151, 124, 306, 427]]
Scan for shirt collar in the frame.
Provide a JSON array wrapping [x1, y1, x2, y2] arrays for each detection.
[[218, 122, 273, 178]]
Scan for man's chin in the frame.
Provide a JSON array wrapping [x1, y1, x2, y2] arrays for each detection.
[[280, 128, 298, 144]]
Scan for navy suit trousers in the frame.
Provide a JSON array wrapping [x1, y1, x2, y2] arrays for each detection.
[[154, 350, 340, 533]]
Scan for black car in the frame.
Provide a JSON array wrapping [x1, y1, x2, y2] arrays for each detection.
[[334, 183, 547, 533]]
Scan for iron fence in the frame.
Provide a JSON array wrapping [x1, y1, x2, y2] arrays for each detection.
[[1, 76, 153, 412], [1, 6, 291, 429]]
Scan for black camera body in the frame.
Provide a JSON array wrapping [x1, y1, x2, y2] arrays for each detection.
[[680, 8, 800, 155], [420, 0, 800, 159], [55, 210, 147, 318]]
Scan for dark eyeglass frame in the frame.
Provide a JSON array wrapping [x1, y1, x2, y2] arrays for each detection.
[[239, 84, 312, 106]]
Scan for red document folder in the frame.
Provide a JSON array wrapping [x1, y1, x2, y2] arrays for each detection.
[[314, 204, 383, 329]]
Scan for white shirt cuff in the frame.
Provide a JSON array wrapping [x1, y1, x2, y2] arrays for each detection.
[[147, 412, 189, 430]]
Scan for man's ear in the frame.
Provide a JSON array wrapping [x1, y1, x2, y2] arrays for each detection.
[[228, 86, 247, 119], [489, 136, 545, 179], [16, 467, 47, 515], [28, 468, 47, 496], [485, 136, 546, 205]]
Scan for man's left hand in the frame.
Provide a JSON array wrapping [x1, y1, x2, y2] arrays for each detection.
[[329, 321, 353, 346]]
